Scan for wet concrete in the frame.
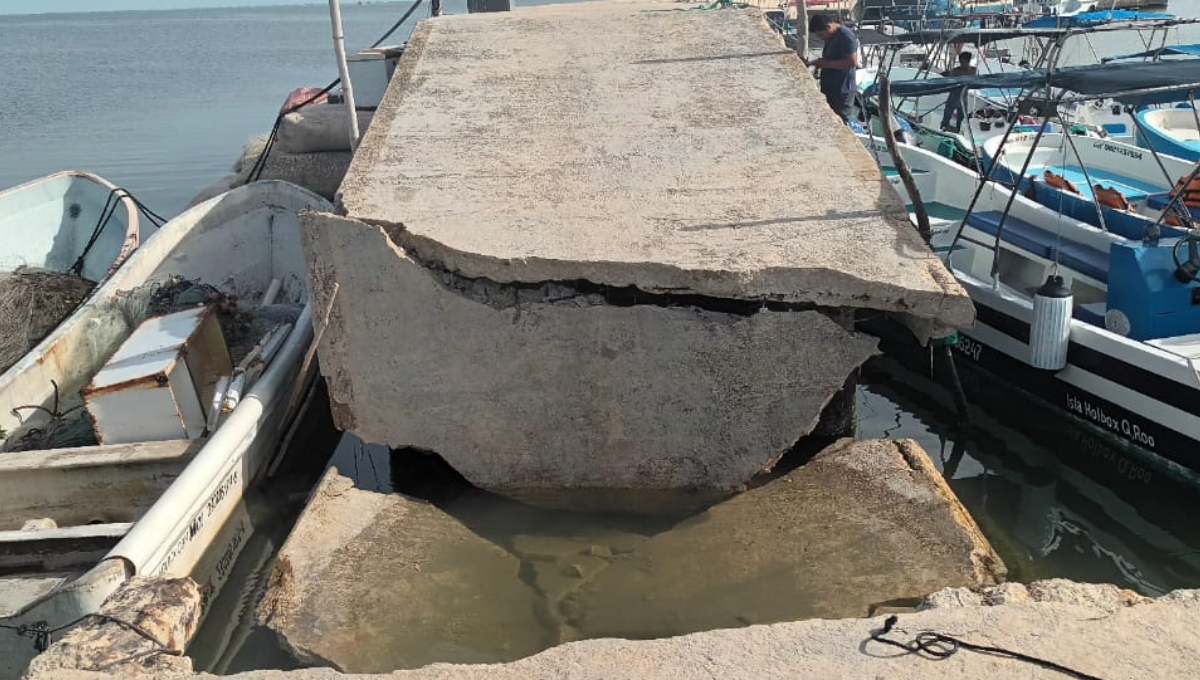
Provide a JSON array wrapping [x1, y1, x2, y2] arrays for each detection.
[[254, 438, 1004, 673]]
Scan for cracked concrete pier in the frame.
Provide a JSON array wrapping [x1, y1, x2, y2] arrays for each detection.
[[301, 0, 974, 495]]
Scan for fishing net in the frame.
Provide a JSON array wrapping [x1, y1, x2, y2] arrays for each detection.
[[0, 267, 96, 375], [1, 275, 304, 453], [117, 275, 302, 366]]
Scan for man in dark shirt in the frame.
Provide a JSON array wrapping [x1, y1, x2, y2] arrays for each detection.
[[808, 14, 860, 124], [940, 50, 977, 132]]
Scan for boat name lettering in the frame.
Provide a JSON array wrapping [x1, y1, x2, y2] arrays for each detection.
[[953, 335, 983, 362], [1092, 141, 1143, 161], [1066, 394, 1156, 449], [155, 468, 242, 575]]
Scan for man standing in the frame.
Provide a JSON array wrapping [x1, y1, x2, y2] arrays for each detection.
[[940, 50, 977, 132], [808, 14, 860, 124]]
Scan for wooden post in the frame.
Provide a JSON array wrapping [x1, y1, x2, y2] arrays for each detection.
[[878, 73, 932, 246]]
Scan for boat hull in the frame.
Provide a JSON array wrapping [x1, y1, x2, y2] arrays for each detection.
[[0, 181, 332, 677]]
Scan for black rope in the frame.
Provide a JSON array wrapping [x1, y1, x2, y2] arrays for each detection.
[[246, 0, 424, 184], [0, 612, 177, 656], [868, 615, 1106, 680], [69, 187, 167, 277]]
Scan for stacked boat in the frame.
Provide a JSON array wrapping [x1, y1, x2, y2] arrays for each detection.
[[860, 54, 1200, 478], [0, 178, 331, 677]]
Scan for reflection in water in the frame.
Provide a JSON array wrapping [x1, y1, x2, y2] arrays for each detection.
[[858, 355, 1200, 597]]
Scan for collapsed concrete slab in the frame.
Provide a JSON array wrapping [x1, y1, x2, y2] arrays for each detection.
[[302, 212, 879, 493], [252, 439, 1002, 674], [256, 468, 547, 673], [560, 438, 1004, 639], [299, 0, 977, 493], [339, 1, 973, 328]]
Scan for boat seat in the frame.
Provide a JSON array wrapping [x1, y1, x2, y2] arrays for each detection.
[[1074, 301, 1107, 328], [1053, 166, 1158, 202], [965, 211, 1109, 283]]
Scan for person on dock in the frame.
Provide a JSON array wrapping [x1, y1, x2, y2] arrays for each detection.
[[808, 14, 859, 124], [940, 51, 977, 133]]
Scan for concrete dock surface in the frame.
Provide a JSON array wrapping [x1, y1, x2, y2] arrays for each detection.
[[338, 0, 973, 327], [26, 582, 1200, 679]]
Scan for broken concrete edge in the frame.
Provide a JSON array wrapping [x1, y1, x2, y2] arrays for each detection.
[[24, 584, 1200, 680], [256, 467, 381, 639], [920, 578, 1155, 612], [25, 576, 202, 679], [891, 439, 1006, 585], [305, 208, 968, 337]]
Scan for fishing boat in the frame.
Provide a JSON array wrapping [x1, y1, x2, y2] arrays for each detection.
[[0, 172, 156, 376], [861, 57, 1200, 478], [0, 180, 332, 677], [0, 171, 145, 283]]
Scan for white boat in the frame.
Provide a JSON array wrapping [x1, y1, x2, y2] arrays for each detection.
[[0, 180, 332, 678], [0, 171, 152, 374], [0, 171, 146, 284], [859, 131, 1200, 479]]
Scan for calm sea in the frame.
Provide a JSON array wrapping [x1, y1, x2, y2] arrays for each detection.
[[0, 2, 433, 217], [1, 0, 1197, 217]]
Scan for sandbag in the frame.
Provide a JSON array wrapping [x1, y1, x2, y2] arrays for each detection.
[[275, 104, 374, 154], [255, 151, 353, 201]]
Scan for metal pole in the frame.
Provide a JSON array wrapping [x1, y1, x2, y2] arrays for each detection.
[[328, 0, 362, 151]]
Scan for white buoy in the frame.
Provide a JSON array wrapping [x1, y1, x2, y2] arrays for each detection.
[[1029, 274, 1073, 371]]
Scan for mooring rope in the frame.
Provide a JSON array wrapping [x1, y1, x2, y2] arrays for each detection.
[[868, 614, 1106, 680]]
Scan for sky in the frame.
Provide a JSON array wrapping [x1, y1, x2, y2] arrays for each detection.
[[0, 0, 331, 15]]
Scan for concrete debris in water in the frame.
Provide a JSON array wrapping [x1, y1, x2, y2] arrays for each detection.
[[561, 438, 1004, 640], [256, 439, 1004, 674], [256, 468, 548, 673], [25, 576, 201, 679]]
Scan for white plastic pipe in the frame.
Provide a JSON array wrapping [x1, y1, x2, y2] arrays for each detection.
[[328, 0, 362, 150]]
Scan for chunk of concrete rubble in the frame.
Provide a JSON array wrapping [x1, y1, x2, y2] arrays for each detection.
[[25, 576, 201, 679], [302, 212, 880, 497], [922, 578, 1147, 613], [256, 468, 548, 673], [560, 438, 1005, 640]]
